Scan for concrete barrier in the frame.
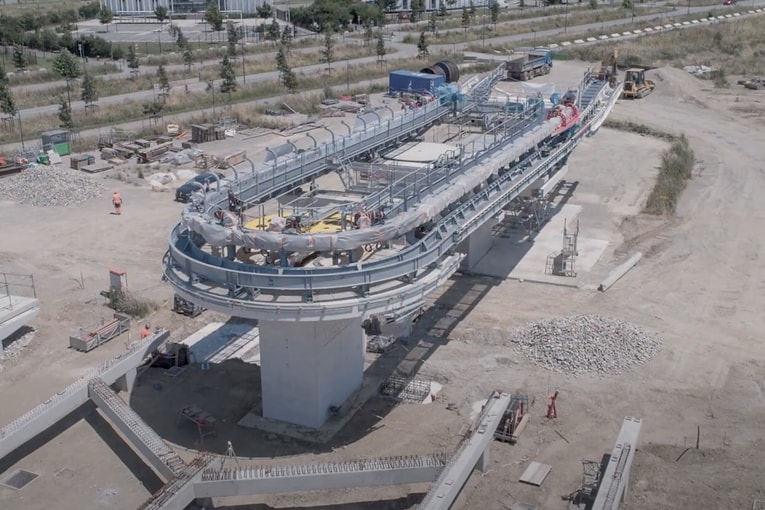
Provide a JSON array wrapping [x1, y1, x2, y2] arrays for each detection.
[[598, 252, 642, 292]]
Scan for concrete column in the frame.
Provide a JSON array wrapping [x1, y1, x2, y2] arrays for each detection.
[[259, 317, 364, 429], [113, 367, 137, 393], [457, 216, 499, 270], [476, 448, 490, 473]]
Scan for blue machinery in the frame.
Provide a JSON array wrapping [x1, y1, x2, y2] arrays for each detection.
[[164, 68, 622, 322]]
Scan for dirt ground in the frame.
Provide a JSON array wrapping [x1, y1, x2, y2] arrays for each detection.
[[1, 60, 765, 509]]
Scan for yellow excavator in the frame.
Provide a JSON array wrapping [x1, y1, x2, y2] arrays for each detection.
[[622, 68, 656, 99], [595, 50, 619, 87]]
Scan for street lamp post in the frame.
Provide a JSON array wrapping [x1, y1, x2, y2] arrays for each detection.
[[17, 111, 25, 151], [564, 2, 569, 33]]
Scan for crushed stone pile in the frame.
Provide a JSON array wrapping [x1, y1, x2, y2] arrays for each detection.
[[512, 314, 662, 375], [0, 165, 107, 207]]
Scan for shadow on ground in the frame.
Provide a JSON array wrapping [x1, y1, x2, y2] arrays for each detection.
[[211, 494, 426, 510], [128, 272, 500, 458], [0, 401, 164, 494]]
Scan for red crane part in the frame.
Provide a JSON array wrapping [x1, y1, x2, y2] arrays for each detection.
[[546, 390, 559, 419]]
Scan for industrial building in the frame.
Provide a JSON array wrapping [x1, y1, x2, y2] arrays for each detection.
[[98, 0, 267, 15]]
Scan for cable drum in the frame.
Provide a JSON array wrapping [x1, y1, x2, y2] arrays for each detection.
[[419, 60, 460, 83]]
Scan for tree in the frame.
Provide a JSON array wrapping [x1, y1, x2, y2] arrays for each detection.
[[126, 45, 140, 75], [205, 1, 224, 32], [256, 2, 272, 19], [411, 0, 425, 22], [267, 19, 281, 41], [469, 0, 477, 18], [490, 1, 500, 24], [439, 1, 448, 16], [321, 28, 334, 72], [58, 96, 74, 128], [80, 71, 98, 108], [417, 31, 429, 58], [154, 6, 169, 23], [0, 65, 17, 118], [226, 21, 240, 55], [429, 12, 437, 33], [622, 0, 633, 9], [276, 46, 297, 92], [281, 25, 293, 49], [376, 32, 386, 63], [379, 0, 397, 12], [157, 64, 170, 94], [52, 49, 81, 109], [461, 7, 471, 31], [142, 100, 164, 123], [589, 0, 599, 8], [12, 45, 28, 71], [169, 23, 189, 49], [282, 67, 298, 93], [219, 54, 237, 98], [182, 48, 194, 71], [99, 7, 113, 32], [363, 21, 374, 46]]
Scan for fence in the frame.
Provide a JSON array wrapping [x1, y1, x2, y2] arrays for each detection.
[[0, 273, 37, 311]]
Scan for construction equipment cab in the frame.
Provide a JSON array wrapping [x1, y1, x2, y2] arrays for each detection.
[[622, 68, 656, 99]]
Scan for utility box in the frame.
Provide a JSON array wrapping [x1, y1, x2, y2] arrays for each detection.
[[109, 269, 127, 292], [41, 129, 72, 156], [388, 70, 445, 96]]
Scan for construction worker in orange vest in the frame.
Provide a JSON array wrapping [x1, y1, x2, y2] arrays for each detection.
[[112, 191, 123, 215], [140, 324, 152, 339]]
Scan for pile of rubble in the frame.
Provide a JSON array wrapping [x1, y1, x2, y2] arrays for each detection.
[[512, 314, 662, 375], [0, 165, 107, 207]]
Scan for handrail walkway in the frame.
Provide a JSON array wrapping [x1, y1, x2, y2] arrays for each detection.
[[165, 80, 621, 320]]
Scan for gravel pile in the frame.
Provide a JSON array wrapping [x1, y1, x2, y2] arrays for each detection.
[[0, 166, 107, 207], [512, 315, 662, 375]]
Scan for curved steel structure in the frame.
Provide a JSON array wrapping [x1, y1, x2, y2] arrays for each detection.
[[164, 69, 622, 322]]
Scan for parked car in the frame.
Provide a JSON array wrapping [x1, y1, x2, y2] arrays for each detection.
[[723, 0, 736, 5], [175, 172, 226, 203]]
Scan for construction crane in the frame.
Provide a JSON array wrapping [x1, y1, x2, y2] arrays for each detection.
[[595, 50, 619, 87], [621, 68, 656, 99]]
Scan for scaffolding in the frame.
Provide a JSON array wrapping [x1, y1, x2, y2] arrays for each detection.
[[545, 218, 580, 277]]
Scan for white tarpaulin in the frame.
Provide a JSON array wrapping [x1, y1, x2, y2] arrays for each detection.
[[181, 114, 565, 254]]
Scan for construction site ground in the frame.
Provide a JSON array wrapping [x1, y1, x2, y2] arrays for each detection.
[[1, 60, 764, 510]]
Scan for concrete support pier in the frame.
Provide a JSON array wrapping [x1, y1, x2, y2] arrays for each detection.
[[457, 216, 500, 270], [259, 317, 364, 429]]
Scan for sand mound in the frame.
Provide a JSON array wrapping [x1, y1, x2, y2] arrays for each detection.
[[647, 66, 708, 101]]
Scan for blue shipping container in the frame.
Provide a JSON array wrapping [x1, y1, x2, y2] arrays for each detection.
[[389, 70, 446, 95]]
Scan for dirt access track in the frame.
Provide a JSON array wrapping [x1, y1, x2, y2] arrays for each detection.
[[0, 61, 764, 509]]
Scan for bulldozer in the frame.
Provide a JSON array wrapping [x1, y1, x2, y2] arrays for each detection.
[[595, 50, 619, 87], [622, 68, 656, 99]]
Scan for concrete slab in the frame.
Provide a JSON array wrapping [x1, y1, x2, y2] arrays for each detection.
[[384, 142, 458, 163], [468, 204, 609, 285], [519, 461, 551, 486], [0, 296, 40, 353], [172, 320, 259, 364]]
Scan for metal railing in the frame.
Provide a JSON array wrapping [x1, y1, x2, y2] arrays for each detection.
[[165, 77, 620, 319], [0, 272, 36, 310]]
